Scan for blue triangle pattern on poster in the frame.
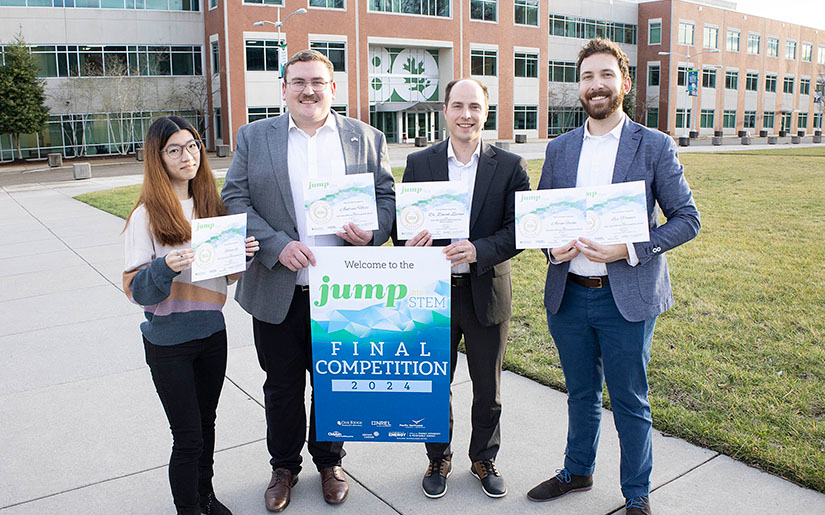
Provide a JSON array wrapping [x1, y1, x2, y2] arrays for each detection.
[[323, 301, 439, 337]]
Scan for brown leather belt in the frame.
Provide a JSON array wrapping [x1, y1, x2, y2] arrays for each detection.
[[568, 273, 609, 289], [451, 274, 471, 287]]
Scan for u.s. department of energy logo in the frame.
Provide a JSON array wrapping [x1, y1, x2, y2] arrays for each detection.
[[309, 200, 333, 224]]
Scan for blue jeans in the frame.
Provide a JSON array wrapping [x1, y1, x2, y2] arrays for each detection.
[[547, 280, 656, 499]]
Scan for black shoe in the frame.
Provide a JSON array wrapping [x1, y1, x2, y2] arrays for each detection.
[[526, 468, 593, 502], [422, 457, 452, 498], [625, 495, 652, 514], [200, 492, 232, 515], [470, 459, 507, 498]]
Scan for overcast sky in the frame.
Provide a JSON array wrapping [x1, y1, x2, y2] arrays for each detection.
[[732, 0, 825, 31]]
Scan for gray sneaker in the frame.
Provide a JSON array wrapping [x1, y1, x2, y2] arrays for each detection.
[[422, 458, 452, 499], [470, 459, 507, 498], [527, 468, 593, 502]]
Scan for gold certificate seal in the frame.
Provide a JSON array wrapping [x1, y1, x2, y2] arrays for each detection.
[[400, 206, 424, 230], [195, 243, 215, 266], [519, 213, 542, 236], [309, 200, 333, 224]]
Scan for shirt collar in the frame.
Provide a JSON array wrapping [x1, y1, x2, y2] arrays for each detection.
[[288, 110, 337, 135], [447, 139, 482, 165], [583, 112, 626, 141]]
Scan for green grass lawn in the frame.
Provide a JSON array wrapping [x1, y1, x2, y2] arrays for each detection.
[[75, 147, 825, 492]]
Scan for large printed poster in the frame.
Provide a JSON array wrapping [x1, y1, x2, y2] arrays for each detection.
[[309, 247, 451, 442]]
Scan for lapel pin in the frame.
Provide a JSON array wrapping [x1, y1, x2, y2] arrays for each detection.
[[351, 137, 359, 142]]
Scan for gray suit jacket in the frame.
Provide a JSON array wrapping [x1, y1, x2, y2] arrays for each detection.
[[221, 111, 396, 324], [540, 117, 700, 322]]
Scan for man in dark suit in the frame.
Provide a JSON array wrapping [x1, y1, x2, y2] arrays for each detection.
[[221, 50, 395, 512], [397, 78, 530, 500], [526, 39, 700, 515]]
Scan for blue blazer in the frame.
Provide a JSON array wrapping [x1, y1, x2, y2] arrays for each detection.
[[539, 117, 700, 322]]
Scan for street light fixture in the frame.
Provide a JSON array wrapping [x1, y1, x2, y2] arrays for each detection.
[[254, 7, 307, 117], [659, 49, 720, 144]]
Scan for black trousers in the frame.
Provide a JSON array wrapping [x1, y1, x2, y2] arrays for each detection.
[[253, 287, 345, 475], [144, 329, 227, 515], [425, 282, 509, 462]]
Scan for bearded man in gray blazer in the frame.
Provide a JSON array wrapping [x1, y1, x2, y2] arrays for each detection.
[[221, 50, 395, 513], [526, 39, 700, 515]]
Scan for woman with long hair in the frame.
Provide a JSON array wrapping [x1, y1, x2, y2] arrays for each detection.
[[123, 116, 257, 515]]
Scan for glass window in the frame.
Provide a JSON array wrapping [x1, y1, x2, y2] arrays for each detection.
[[743, 111, 756, 129], [209, 0, 216, 8], [247, 107, 282, 123], [678, 22, 694, 46], [702, 68, 716, 88], [79, 45, 104, 75], [765, 74, 777, 92], [800, 78, 810, 95], [548, 61, 577, 82], [676, 109, 691, 130], [149, 46, 171, 75], [310, 41, 346, 72], [548, 14, 636, 44], [547, 107, 585, 136], [798, 112, 808, 130], [514, 105, 537, 130], [514, 0, 538, 26], [747, 33, 760, 55], [723, 110, 736, 129], [726, 30, 740, 52], [211, 40, 219, 73], [31, 46, 58, 77], [470, 0, 496, 22], [763, 112, 774, 129], [514, 52, 538, 78], [245, 40, 280, 72], [244, 0, 283, 5], [677, 66, 688, 87], [648, 64, 660, 87], [649, 21, 661, 45], [369, 0, 450, 17], [471, 49, 497, 76], [767, 38, 779, 57], [700, 109, 714, 129], [703, 26, 718, 49], [484, 105, 497, 130], [310, 0, 344, 7], [801, 43, 812, 62], [171, 47, 195, 76], [819, 46, 825, 65], [725, 70, 738, 90], [646, 107, 658, 128], [746, 72, 758, 91], [785, 40, 796, 60], [813, 113, 822, 130], [783, 76, 794, 94]]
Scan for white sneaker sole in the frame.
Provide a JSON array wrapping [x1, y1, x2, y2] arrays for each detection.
[[471, 469, 508, 498]]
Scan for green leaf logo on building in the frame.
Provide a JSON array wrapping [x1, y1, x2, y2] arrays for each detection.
[[315, 275, 408, 308]]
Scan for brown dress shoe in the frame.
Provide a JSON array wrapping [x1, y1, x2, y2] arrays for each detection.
[[319, 465, 349, 505], [265, 468, 297, 512]]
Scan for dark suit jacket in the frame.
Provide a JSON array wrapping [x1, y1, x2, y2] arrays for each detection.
[[395, 140, 530, 327], [221, 111, 396, 325], [540, 117, 700, 322]]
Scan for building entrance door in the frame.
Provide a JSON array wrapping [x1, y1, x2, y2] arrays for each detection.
[[403, 111, 440, 143]]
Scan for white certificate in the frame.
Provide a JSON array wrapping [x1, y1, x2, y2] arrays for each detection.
[[516, 181, 649, 249], [190, 213, 247, 282], [396, 181, 470, 240], [304, 173, 379, 236]]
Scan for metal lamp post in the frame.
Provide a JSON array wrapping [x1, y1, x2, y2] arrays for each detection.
[[659, 49, 720, 146], [253, 7, 307, 118]]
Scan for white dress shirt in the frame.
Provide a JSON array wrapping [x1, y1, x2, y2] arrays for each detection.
[[447, 140, 481, 275], [568, 114, 640, 277], [287, 113, 347, 285]]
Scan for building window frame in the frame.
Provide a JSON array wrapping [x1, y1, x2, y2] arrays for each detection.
[[649, 19, 662, 45], [702, 68, 716, 89], [767, 37, 779, 58], [725, 70, 738, 90], [745, 72, 758, 92], [309, 41, 346, 72], [514, 105, 538, 130], [514, 52, 538, 78], [470, 0, 497, 22], [514, 0, 539, 27], [703, 25, 718, 49], [726, 29, 740, 52], [470, 49, 497, 76], [783, 75, 794, 94], [678, 21, 695, 47], [747, 33, 760, 55], [723, 110, 736, 129], [785, 40, 797, 60]]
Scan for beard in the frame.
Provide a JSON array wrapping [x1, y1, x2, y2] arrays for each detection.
[[579, 88, 624, 120]]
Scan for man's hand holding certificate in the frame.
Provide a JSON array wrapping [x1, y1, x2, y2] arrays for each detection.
[[516, 181, 649, 249], [304, 173, 379, 236], [396, 181, 470, 240]]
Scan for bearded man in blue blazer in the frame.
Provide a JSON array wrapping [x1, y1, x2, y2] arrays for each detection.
[[526, 39, 700, 515]]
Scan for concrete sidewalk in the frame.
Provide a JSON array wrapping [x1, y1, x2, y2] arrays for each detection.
[[1, 174, 824, 515]]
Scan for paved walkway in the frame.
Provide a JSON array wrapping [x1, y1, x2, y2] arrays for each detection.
[[1, 142, 825, 514]]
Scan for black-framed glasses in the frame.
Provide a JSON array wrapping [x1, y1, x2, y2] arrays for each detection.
[[286, 80, 330, 92], [161, 139, 201, 159]]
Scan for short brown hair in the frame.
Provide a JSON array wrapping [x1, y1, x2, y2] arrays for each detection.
[[283, 49, 334, 82], [443, 78, 489, 107], [576, 38, 631, 81]]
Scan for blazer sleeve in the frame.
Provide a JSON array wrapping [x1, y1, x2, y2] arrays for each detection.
[[633, 135, 701, 265], [472, 155, 531, 274], [221, 124, 294, 270], [370, 130, 395, 246]]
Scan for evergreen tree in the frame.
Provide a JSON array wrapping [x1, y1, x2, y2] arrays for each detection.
[[0, 34, 50, 160]]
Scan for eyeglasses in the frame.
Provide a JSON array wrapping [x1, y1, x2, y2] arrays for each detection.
[[161, 139, 201, 159], [286, 80, 330, 92]]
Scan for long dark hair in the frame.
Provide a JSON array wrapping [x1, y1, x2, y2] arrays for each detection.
[[125, 116, 225, 245]]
